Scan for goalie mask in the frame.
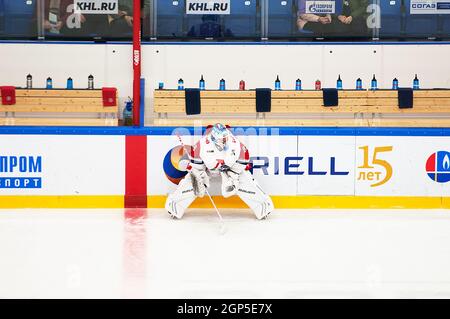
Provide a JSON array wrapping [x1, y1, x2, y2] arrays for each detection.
[[210, 123, 229, 151]]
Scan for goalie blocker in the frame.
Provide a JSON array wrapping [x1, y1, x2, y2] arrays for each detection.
[[165, 124, 274, 220]]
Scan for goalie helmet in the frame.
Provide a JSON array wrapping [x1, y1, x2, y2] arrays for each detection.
[[210, 123, 230, 151]]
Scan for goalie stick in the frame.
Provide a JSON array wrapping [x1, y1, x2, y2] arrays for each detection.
[[175, 133, 227, 234]]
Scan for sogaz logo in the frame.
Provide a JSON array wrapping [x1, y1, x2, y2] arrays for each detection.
[[0, 155, 42, 189], [410, 0, 437, 14]]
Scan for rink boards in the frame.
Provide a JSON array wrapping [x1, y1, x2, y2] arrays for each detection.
[[0, 127, 449, 209]]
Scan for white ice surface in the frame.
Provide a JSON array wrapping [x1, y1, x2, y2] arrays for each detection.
[[1, 208, 450, 299]]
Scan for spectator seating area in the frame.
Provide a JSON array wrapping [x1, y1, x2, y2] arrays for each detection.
[[0, 88, 118, 126], [153, 89, 450, 127], [156, 0, 184, 38], [0, 0, 36, 38], [154, 0, 450, 40], [380, 0, 448, 39], [157, 0, 259, 38], [267, 0, 297, 38], [2, 0, 449, 40]]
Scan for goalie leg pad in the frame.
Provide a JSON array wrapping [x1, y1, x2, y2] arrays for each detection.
[[165, 174, 197, 219], [236, 171, 274, 220]]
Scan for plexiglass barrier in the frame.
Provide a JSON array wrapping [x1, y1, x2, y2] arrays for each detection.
[[0, 0, 449, 41]]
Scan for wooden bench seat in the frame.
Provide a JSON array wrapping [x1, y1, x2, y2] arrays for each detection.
[[0, 89, 118, 126], [153, 89, 450, 127]]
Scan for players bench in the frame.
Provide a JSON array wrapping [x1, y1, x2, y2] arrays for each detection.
[[153, 89, 450, 127], [0, 87, 118, 126]]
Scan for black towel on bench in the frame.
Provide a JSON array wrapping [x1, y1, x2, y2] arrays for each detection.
[[185, 88, 201, 115], [323, 88, 339, 107], [256, 88, 272, 113], [398, 88, 414, 109]]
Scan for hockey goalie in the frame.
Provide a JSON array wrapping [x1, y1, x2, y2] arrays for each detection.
[[165, 123, 274, 220]]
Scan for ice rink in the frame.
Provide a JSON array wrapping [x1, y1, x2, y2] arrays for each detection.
[[1, 208, 450, 299]]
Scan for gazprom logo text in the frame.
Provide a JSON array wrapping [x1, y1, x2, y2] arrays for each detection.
[[306, 1, 336, 14], [0, 156, 42, 189]]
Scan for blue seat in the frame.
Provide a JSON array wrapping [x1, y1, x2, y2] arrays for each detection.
[[268, 0, 295, 37], [185, 1, 258, 38], [2, 0, 36, 37], [156, 0, 185, 38], [404, 0, 439, 38], [440, 14, 450, 38], [222, 0, 259, 37], [0, 0, 4, 36], [379, 0, 402, 38]]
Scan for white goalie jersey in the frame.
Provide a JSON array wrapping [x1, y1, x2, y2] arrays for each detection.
[[166, 124, 274, 220]]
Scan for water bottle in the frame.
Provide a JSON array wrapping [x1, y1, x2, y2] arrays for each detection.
[[219, 79, 226, 91], [315, 79, 321, 90], [199, 75, 205, 90], [177, 78, 184, 90], [46, 77, 53, 89], [123, 99, 133, 126], [26, 74, 33, 89], [88, 75, 94, 89], [392, 78, 399, 90], [413, 74, 420, 90], [356, 78, 363, 90], [337, 75, 343, 90], [239, 80, 246, 90], [66, 77, 73, 89], [275, 75, 281, 90], [295, 78, 302, 91], [371, 75, 378, 90]]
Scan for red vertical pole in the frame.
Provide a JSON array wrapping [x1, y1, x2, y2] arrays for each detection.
[[133, 0, 141, 126], [125, 136, 147, 208]]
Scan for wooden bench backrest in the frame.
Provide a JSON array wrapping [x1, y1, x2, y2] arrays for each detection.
[[0, 89, 118, 113], [154, 90, 450, 114]]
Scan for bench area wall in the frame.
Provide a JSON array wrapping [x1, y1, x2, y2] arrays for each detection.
[[0, 127, 449, 209], [1, 42, 450, 123]]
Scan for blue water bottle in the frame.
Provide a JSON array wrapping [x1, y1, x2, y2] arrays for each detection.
[[371, 75, 378, 90], [66, 77, 73, 89], [219, 79, 226, 91], [46, 77, 53, 89], [392, 78, 399, 90], [123, 99, 133, 126], [413, 74, 420, 90], [337, 75, 343, 90], [177, 78, 184, 90], [199, 75, 205, 90], [295, 78, 302, 91], [356, 78, 363, 90], [275, 75, 281, 91]]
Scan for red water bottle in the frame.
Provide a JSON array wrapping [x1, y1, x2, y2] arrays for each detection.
[[315, 79, 322, 90], [239, 80, 246, 90]]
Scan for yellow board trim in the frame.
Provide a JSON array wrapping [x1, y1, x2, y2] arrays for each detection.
[[148, 195, 450, 209], [0, 195, 448, 209], [0, 196, 124, 209]]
